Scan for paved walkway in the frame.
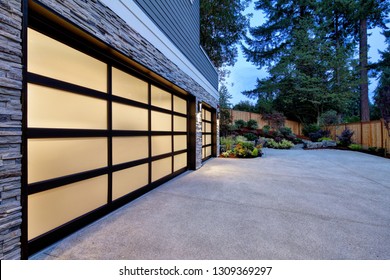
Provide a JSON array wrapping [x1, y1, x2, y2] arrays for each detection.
[[30, 148, 390, 259]]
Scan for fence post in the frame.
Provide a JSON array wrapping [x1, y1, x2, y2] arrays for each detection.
[[381, 119, 385, 150]]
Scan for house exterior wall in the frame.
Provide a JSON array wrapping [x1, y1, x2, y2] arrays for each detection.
[[0, 0, 23, 260], [0, 0, 218, 259], [132, 0, 218, 87]]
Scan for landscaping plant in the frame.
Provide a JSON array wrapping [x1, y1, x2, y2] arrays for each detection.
[[246, 119, 258, 129], [308, 129, 330, 142], [266, 138, 294, 149], [337, 128, 354, 147], [234, 119, 246, 129], [348, 144, 362, 150], [243, 132, 257, 141], [302, 124, 320, 137]]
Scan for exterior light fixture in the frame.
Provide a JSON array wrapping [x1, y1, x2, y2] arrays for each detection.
[[198, 101, 202, 112]]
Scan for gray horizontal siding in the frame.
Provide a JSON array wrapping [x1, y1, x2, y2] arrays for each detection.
[[133, 0, 217, 89]]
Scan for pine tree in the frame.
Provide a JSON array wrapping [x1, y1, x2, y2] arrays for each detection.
[[200, 0, 250, 72], [243, 0, 356, 123], [348, 0, 389, 121]]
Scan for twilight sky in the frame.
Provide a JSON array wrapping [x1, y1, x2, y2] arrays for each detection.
[[224, 3, 389, 106]]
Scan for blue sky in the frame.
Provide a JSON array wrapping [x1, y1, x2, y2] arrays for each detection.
[[225, 3, 389, 106]]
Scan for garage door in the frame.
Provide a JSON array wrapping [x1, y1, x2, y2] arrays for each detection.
[[201, 105, 215, 160], [26, 26, 189, 254]]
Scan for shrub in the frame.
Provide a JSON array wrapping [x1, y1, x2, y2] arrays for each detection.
[[267, 138, 294, 149], [251, 148, 259, 157], [337, 128, 354, 147], [302, 124, 320, 137], [262, 125, 271, 134], [222, 150, 233, 158], [234, 143, 252, 158], [319, 110, 339, 126], [348, 144, 362, 150], [243, 132, 257, 141], [234, 135, 247, 143], [246, 119, 258, 129], [234, 119, 247, 129], [278, 127, 293, 138], [240, 141, 255, 151], [279, 139, 294, 149], [220, 136, 234, 150], [262, 111, 286, 129], [368, 146, 377, 152], [309, 129, 331, 142], [377, 147, 386, 155]]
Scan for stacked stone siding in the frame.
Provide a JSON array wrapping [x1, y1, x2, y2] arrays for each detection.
[[0, 0, 23, 260]]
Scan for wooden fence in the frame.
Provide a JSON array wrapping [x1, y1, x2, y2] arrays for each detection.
[[229, 110, 390, 152], [326, 119, 390, 151], [229, 110, 302, 135]]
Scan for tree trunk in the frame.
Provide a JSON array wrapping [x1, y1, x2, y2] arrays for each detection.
[[359, 18, 370, 121]]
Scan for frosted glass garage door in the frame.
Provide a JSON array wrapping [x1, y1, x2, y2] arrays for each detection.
[[26, 27, 189, 245]]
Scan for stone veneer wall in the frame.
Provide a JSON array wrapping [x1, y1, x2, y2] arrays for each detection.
[[0, 0, 23, 260]]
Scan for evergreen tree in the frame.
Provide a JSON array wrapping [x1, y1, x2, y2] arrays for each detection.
[[374, 30, 390, 131], [200, 0, 250, 76], [374, 30, 390, 97], [242, 0, 387, 123], [219, 84, 233, 109], [233, 100, 257, 112], [243, 0, 355, 123], [218, 85, 233, 137], [347, 0, 389, 121]]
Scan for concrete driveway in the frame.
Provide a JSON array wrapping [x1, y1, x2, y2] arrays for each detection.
[[30, 148, 390, 259]]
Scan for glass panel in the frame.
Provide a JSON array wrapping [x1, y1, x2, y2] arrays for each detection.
[[28, 28, 107, 92], [112, 164, 148, 200], [206, 146, 212, 157], [112, 137, 148, 165], [174, 135, 187, 152], [202, 108, 206, 120], [174, 116, 187, 132], [206, 123, 212, 133], [112, 103, 148, 131], [28, 84, 107, 129], [151, 111, 171, 131], [152, 136, 171, 156], [202, 135, 205, 146], [28, 138, 107, 183], [173, 95, 187, 114], [202, 148, 205, 159], [174, 153, 187, 171], [151, 85, 171, 110], [205, 110, 212, 121], [206, 134, 212, 145], [28, 175, 107, 240], [152, 157, 172, 182], [112, 67, 148, 103]]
